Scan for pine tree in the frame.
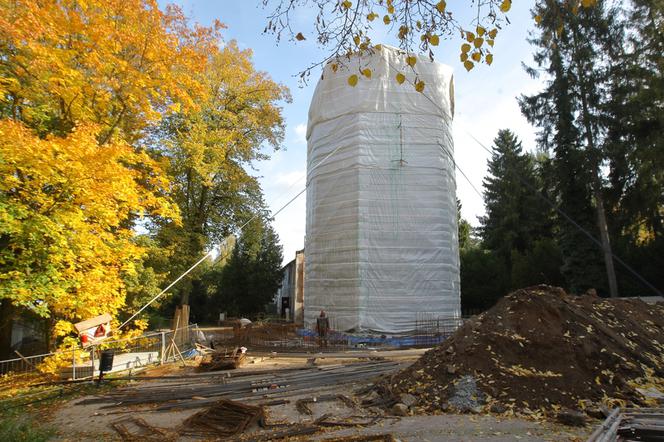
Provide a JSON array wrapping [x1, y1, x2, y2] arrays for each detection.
[[519, 0, 619, 295], [212, 217, 284, 317], [479, 129, 551, 274], [605, 0, 664, 242]]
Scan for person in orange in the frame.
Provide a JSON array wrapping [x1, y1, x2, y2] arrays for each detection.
[[316, 310, 330, 348]]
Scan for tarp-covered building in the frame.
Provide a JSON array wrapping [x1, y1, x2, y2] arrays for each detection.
[[304, 46, 460, 334]]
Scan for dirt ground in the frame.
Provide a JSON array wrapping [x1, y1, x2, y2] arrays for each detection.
[[48, 353, 592, 441]]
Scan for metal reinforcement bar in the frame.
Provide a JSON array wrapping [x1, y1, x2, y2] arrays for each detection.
[[79, 360, 401, 411], [587, 408, 664, 442]]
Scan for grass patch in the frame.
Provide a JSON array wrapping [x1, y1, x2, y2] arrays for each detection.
[[0, 409, 55, 442]]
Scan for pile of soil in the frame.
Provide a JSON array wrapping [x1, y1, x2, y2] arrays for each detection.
[[379, 285, 664, 417]]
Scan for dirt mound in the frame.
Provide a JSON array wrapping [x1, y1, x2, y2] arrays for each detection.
[[379, 285, 664, 417]]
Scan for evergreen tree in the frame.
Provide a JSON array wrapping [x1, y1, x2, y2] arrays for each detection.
[[457, 199, 472, 251], [210, 218, 284, 318], [519, 0, 617, 294], [479, 129, 551, 274], [604, 0, 664, 243]]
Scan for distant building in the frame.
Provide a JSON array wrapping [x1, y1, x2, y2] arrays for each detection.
[[275, 249, 304, 324]]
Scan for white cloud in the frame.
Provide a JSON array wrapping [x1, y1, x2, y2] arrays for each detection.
[[294, 123, 307, 145]]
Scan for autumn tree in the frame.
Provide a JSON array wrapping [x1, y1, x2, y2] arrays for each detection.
[[261, 0, 601, 87], [0, 122, 178, 354], [0, 0, 223, 354], [148, 42, 289, 307], [0, 0, 220, 142]]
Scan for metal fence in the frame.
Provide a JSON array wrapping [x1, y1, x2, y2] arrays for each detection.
[[203, 315, 464, 353], [0, 324, 201, 378]]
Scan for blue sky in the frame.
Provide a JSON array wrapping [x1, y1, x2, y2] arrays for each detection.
[[166, 1, 544, 263]]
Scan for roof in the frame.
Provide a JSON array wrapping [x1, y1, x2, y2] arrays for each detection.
[[74, 313, 112, 333]]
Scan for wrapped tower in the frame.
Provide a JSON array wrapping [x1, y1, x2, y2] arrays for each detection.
[[305, 46, 460, 334]]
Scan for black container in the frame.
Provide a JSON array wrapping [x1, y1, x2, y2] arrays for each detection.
[[99, 350, 114, 372]]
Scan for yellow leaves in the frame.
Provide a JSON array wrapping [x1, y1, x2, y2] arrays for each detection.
[[461, 43, 472, 53], [535, 15, 542, 24], [581, 0, 597, 7], [367, 12, 378, 21], [476, 26, 486, 37], [466, 31, 475, 42], [464, 60, 474, 71], [295, 32, 306, 41], [361, 68, 372, 78], [487, 39, 495, 47], [383, 15, 391, 25], [436, 1, 446, 13], [331, 63, 339, 73], [0, 119, 178, 330], [2, 0, 220, 140], [398, 25, 409, 39], [395, 72, 406, 84], [489, 28, 498, 39], [471, 52, 481, 62], [353, 35, 361, 45], [460, 53, 468, 62], [348, 74, 359, 86], [500, 0, 512, 13], [486, 53, 493, 65], [341, 0, 352, 9], [406, 55, 417, 67], [387, 5, 395, 14], [474, 37, 484, 48], [429, 34, 440, 46], [415, 80, 425, 93]]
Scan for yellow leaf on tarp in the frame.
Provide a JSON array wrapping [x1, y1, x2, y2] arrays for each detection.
[[395, 72, 406, 84], [348, 74, 358, 86], [406, 55, 417, 67], [415, 80, 425, 92], [362, 68, 372, 78]]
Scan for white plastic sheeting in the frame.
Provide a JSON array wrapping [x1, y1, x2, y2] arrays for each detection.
[[304, 46, 460, 334]]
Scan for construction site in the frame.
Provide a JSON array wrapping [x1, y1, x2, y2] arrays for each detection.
[[1, 0, 664, 441], [2, 43, 663, 441]]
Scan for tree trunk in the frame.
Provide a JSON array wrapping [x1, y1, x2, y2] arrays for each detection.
[[0, 299, 15, 359], [571, 25, 620, 298], [592, 180, 620, 298]]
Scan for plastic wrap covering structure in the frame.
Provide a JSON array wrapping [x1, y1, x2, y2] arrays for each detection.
[[305, 46, 460, 334]]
